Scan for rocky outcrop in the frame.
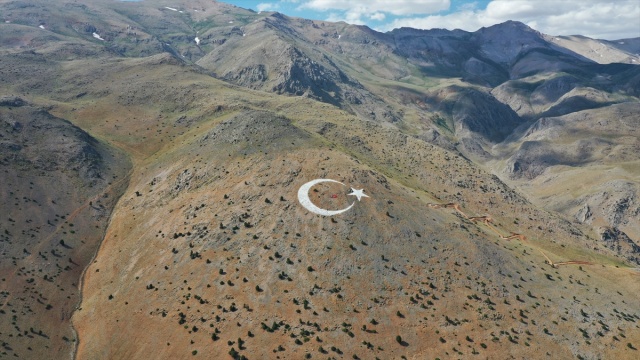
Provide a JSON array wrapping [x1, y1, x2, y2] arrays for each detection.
[[450, 87, 523, 143], [574, 180, 640, 239], [0, 105, 103, 181], [0, 96, 27, 107], [529, 75, 580, 109], [599, 227, 640, 265], [471, 21, 549, 66], [505, 141, 559, 179], [200, 110, 310, 147]]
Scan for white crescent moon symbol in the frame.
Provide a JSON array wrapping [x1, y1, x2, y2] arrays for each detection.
[[298, 179, 355, 216]]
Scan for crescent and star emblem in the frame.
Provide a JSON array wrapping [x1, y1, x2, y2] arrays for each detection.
[[297, 179, 369, 216]]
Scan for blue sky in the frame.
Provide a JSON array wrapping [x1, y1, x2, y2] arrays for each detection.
[[223, 0, 640, 40]]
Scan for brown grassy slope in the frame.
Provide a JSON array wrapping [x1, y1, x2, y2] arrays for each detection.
[[3, 0, 636, 252], [0, 46, 630, 359], [0, 103, 130, 360], [63, 70, 639, 359]]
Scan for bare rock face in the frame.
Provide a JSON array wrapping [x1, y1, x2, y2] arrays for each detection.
[[459, 137, 491, 159], [529, 75, 580, 110], [217, 40, 346, 107], [450, 88, 523, 143], [575, 181, 640, 238], [603, 183, 639, 230], [575, 204, 593, 223], [390, 28, 475, 75], [490, 81, 537, 118], [269, 47, 345, 102], [462, 57, 507, 86], [416, 128, 457, 152], [0, 105, 102, 180], [195, 14, 399, 121], [545, 35, 640, 65], [505, 141, 557, 180], [225, 64, 267, 87], [0, 96, 27, 107], [599, 227, 640, 265], [472, 21, 548, 66]]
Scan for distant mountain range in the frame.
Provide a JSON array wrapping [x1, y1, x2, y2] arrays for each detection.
[[1, 1, 639, 359]]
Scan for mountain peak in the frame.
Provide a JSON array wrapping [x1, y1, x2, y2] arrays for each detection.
[[478, 20, 540, 36], [498, 20, 531, 28], [471, 20, 547, 65]]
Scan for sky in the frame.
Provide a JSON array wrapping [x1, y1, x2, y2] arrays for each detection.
[[223, 0, 640, 40]]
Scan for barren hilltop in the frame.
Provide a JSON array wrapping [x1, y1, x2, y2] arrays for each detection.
[[0, 1, 638, 359]]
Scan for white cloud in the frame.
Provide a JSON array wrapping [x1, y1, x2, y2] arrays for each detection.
[[326, 10, 367, 25], [257, 2, 280, 12], [457, 1, 479, 12], [381, 0, 640, 40], [300, 0, 450, 16], [300, 0, 448, 25], [370, 12, 386, 21]]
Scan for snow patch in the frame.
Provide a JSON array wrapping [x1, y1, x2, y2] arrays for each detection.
[[228, 20, 234, 24], [92, 32, 105, 41], [338, 34, 341, 39], [164, 7, 178, 11], [619, 41, 625, 44], [194, 37, 200, 45], [39, 25, 45, 30]]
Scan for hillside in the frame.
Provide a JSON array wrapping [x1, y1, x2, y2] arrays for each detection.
[[0, 97, 130, 359], [0, 0, 638, 359]]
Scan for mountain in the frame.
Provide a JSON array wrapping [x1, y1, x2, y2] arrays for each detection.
[[0, 0, 639, 359], [545, 35, 640, 65]]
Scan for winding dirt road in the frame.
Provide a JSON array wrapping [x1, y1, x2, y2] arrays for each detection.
[[427, 202, 593, 268]]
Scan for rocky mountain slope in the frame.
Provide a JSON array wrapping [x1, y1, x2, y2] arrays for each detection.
[[545, 35, 640, 65], [0, 0, 638, 359], [0, 97, 130, 359]]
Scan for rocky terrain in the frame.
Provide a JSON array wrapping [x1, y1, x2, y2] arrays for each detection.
[[0, 97, 130, 359], [0, 0, 638, 359]]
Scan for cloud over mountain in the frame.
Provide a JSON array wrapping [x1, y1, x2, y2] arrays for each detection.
[[255, 0, 640, 39], [382, 0, 640, 39]]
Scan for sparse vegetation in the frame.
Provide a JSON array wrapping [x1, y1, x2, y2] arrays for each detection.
[[1, 2, 638, 360]]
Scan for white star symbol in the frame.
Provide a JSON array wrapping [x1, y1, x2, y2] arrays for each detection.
[[347, 188, 369, 201]]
